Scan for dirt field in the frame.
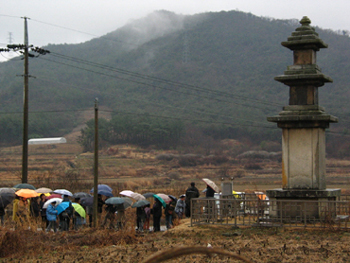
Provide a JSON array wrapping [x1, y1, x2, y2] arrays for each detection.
[[1, 219, 350, 262], [1, 142, 350, 262]]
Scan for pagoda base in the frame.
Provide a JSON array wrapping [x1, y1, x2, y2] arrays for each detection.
[[266, 188, 341, 219]]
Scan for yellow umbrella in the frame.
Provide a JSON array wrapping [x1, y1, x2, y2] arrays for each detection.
[[16, 189, 39, 198]]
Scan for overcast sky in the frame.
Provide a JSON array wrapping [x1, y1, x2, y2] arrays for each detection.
[[1, 0, 349, 61]]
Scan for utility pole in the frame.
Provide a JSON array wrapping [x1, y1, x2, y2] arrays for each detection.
[[93, 98, 99, 228], [1, 17, 50, 184], [22, 17, 29, 183]]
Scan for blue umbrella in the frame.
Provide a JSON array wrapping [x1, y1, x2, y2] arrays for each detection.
[[56, 201, 70, 215], [98, 190, 113, 197], [153, 194, 166, 208], [90, 184, 112, 193]]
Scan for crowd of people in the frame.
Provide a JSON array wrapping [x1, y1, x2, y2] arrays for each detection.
[[0, 181, 211, 233]]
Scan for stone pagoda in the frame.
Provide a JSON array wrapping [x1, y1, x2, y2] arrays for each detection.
[[266, 16, 340, 218]]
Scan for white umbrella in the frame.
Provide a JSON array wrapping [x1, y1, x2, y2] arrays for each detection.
[[35, 187, 52, 194], [119, 190, 134, 197], [43, 198, 63, 209], [54, 189, 73, 197], [202, 178, 220, 193], [130, 192, 146, 201]]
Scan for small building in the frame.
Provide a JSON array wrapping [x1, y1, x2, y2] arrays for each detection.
[[28, 137, 67, 145]]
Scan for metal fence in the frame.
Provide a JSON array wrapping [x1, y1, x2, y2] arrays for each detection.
[[190, 194, 350, 229]]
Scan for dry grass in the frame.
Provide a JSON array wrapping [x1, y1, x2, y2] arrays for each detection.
[[2, 219, 350, 262]]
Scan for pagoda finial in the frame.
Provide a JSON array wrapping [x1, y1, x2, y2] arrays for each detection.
[[300, 16, 311, 26]]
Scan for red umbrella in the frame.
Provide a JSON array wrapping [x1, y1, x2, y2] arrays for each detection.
[[46, 193, 62, 200]]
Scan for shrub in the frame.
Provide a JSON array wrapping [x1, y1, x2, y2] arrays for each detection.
[[244, 163, 262, 170]]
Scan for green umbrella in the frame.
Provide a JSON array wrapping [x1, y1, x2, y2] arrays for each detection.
[[72, 203, 86, 218], [153, 194, 166, 208]]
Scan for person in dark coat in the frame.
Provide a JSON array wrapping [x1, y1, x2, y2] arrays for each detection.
[[59, 195, 73, 231], [165, 198, 176, 229], [206, 185, 215, 198], [30, 196, 40, 218], [152, 198, 162, 232], [101, 203, 117, 229], [185, 182, 199, 217], [0, 207, 5, 225], [39, 194, 48, 229]]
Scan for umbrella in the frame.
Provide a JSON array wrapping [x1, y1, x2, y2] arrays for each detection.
[[43, 198, 63, 209], [153, 194, 167, 208], [35, 187, 52, 194], [54, 189, 73, 197], [131, 199, 150, 208], [0, 193, 15, 208], [105, 197, 125, 205], [121, 197, 133, 209], [72, 203, 86, 218], [14, 183, 36, 190], [202, 178, 220, 193], [80, 197, 93, 207], [156, 193, 172, 203], [0, 188, 16, 195], [73, 192, 91, 199], [16, 189, 39, 198], [168, 195, 177, 202], [119, 190, 134, 197], [98, 190, 113, 197], [130, 192, 146, 201], [90, 184, 113, 193], [46, 194, 62, 200], [56, 201, 70, 215], [142, 192, 155, 199]]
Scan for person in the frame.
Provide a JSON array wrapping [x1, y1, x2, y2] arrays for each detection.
[[185, 182, 199, 217], [59, 195, 73, 231], [144, 204, 151, 231], [116, 205, 125, 230], [73, 198, 84, 230], [175, 194, 186, 220], [137, 206, 146, 232], [97, 194, 104, 214], [39, 194, 48, 229], [13, 196, 30, 225], [165, 198, 176, 229], [206, 185, 215, 198], [0, 206, 5, 225], [30, 196, 40, 218], [101, 202, 117, 229], [151, 198, 162, 232], [46, 201, 58, 232], [136, 206, 143, 231]]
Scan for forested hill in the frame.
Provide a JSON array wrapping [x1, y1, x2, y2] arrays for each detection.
[[1, 10, 349, 148]]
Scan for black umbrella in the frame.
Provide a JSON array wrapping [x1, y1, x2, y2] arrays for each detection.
[[131, 199, 150, 208], [143, 192, 155, 199], [168, 195, 177, 202], [105, 197, 124, 205], [13, 183, 36, 190], [0, 193, 15, 208], [73, 192, 92, 199], [80, 197, 93, 207]]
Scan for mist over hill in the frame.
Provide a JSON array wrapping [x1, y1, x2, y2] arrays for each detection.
[[0, 10, 349, 153]]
